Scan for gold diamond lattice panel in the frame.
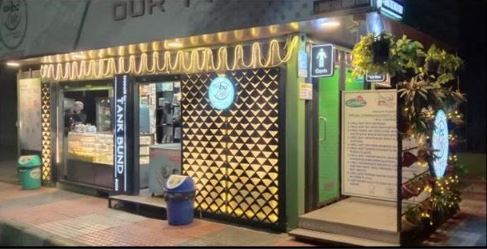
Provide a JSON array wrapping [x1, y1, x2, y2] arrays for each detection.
[[226, 68, 280, 224], [41, 83, 52, 183], [182, 72, 227, 215], [181, 68, 281, 226]]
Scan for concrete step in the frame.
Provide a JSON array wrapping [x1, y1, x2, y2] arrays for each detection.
[[298, 216, 400, 244], [296, 197, 400, 244], [289, 228, 399, 247]]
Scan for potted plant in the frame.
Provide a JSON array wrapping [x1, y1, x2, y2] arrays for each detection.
[[351, 33, 395, 78]]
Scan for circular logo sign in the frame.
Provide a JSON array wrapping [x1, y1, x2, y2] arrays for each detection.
[[208, 76, 235, 110], [0, 0, 27, 49], [432, 110, 449, 178], [345, 95, 367, 108]]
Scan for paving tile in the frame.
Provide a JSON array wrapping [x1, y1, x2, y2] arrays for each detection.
[[178, 225, 281, 246], [0, 190, 83, 211], [34, 216, 112, 239], [273, 238, 315, 247], [0, 186, 57, 202], [177, 237, 228, 247], [74, 223, 189, 246], [99, 209, 148, 223], [135, 218, 227, 239], [11, 180, 482, 247]]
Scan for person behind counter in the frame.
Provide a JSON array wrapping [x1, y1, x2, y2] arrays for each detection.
[[65, 101, 87, 131]]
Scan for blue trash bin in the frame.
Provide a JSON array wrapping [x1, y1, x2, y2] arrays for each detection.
[[164, 175, 195, 225]]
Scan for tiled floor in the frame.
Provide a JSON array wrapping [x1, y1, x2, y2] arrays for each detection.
[[0, 181, 313, 246], [0, 155, 484, 246]]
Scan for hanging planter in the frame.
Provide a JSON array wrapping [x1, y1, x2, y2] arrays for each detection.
[[372, 35, 390, 64], [351, 33, 396, 77]]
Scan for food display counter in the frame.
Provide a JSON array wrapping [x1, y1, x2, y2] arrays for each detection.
[[68, 132, 113, 165], [66, 132, 154, 189]]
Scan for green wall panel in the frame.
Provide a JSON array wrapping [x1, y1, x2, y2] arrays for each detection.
[[285, 39, 305, 230]]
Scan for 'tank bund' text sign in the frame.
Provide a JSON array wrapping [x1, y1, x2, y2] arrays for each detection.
[[341, 90, 398, 201]]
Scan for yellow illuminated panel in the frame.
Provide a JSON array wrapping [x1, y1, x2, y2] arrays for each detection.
[[181, 68, 280, 225], [41, 83, 52, 183]]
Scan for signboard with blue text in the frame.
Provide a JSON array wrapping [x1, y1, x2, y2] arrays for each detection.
[[311, 44, 334, 78], [377, 0, 404, 21], [298, 48, 309, 78], [113, 75, 138, 195]]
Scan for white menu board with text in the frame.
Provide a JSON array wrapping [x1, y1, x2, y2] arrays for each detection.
[[341, 90, 398, 201]]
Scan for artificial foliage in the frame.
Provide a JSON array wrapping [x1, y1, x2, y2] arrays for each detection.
[[351, 33, 467, 233]]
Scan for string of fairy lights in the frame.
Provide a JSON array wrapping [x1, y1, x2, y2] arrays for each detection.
[[40, 36, 299, 81], [402, 109, 464, 227]]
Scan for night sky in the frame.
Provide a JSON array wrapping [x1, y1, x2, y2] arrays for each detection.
[[404, 0, 486, 153]]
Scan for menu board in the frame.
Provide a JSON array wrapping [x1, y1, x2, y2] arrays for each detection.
[[341, 90, 398, 201], [18, 78, 42, 151]]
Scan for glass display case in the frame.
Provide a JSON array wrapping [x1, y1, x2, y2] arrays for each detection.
[[156, 81, 181, 144], [96, 97, 112, 132]]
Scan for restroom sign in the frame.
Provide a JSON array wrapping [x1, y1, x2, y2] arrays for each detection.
[[311, 44, 334, 77]]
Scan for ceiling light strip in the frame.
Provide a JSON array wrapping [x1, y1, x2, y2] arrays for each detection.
[[40, 36, 298, 81]]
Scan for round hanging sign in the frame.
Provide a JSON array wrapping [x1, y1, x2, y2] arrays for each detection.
[[208, 76, 235, 110], [0, 0, 28, 49], [432, 109, 449, 178]]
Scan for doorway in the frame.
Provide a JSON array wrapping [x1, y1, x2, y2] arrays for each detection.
[[134, 74, 182, 193], [316, 65, 341, 206], [306, 62, 365, 211]]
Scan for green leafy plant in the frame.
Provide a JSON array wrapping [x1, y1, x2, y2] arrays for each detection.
[[398, 76, 435, 136], [352, 33, 467, 234], [425, 45, 463, 76], [351, 33, 397, 77], [352, 33, 426, 79], [392, 35, 425, 74]]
